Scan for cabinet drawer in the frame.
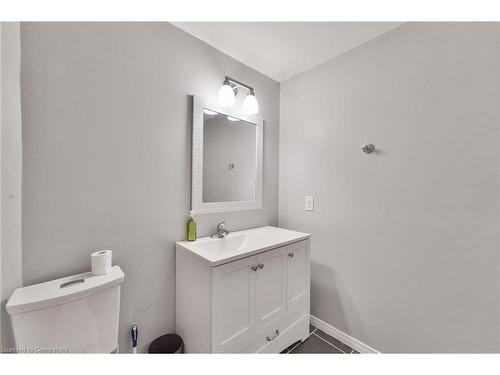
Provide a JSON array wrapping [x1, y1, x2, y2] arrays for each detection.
[[238, 305, 309, 353], [258, 315, 309, 353]]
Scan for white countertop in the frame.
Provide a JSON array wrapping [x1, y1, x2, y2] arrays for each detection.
[[176, 225, 310, 266]]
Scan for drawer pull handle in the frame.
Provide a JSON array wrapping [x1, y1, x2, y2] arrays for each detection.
[[251, 265, 258, 271], [266, 329, 279, 342], [258, 263, 264, 269], [288, 253, 294, 258]]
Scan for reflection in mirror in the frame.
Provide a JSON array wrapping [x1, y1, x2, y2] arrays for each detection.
[[202, 110, 257, 203]]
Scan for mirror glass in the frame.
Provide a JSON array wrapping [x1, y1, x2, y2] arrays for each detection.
[[202, 110, 257, 203]]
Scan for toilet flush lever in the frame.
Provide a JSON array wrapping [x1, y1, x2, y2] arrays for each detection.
[[60, 278, 85, 288]]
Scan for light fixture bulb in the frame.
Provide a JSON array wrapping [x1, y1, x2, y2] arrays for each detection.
[[217, 79, 235, 107], [243, 90, 259, 115]]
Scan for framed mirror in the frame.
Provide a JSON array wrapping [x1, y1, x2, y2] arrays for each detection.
[[191, 96, 263, 214]]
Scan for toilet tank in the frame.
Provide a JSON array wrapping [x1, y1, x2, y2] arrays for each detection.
[[6, 266, 124, 353]]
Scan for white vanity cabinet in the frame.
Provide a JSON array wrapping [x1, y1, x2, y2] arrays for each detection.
[[176, 226, 310, 353]]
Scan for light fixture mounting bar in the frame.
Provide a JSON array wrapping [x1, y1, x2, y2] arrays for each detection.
[[225, 76, 254, 92]]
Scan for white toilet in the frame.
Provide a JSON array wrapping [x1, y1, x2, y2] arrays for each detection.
[[6, 266, 124, 353]]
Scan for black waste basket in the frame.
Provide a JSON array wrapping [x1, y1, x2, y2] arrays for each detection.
[[148, 334, 184, 353]]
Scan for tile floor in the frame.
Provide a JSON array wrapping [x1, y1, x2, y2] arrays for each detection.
[[281, 324, 359, 354]]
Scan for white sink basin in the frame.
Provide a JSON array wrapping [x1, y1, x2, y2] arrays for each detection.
[[176, 226, 310, 266], [192, 233, 248, 254]]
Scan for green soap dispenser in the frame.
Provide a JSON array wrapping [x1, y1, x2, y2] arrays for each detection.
[[187, 210, 197, 241]]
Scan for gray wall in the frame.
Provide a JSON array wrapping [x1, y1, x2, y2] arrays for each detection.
[[20, 22, 279, 352], [279, 23, 500, 352], [1, 22, 23, 349]]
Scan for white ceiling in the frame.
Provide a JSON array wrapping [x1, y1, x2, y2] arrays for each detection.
[[172, 22, 404, 82]]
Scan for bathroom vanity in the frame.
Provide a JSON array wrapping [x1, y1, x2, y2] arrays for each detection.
[[175, 226, 310, 353], [180, 97, 309, 352]]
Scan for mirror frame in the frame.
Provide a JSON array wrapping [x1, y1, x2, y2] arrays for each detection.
[[191, 95, 263, 214]]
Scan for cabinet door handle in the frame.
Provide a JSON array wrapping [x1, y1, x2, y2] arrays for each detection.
[[266, 329, 280, 342], [251, 265, 258, 271], [288, 253, 294, 258], [258, 263, 264, 269]]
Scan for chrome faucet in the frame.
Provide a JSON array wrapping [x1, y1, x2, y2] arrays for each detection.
[[210, 221, 230, 238]]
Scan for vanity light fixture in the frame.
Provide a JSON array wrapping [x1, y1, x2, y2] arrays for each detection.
[[217, 76, 259, 115], [217, 78, 236, 107], [243, 89, 259, 115]]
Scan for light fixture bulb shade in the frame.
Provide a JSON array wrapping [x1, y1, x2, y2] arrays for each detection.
[[217, 83, 235, 107], [243, 92, 259, 114]]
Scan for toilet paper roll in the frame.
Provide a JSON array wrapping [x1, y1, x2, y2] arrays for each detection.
[[91, 250, 112, 275]]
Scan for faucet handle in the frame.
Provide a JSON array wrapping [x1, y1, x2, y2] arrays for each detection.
[[216, 221, 226, 230]]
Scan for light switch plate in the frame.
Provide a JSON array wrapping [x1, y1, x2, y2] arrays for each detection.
[[305, 196, 314, 211]]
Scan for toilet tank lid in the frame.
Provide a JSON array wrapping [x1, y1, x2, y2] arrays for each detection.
[[6, 266, 125, 315]]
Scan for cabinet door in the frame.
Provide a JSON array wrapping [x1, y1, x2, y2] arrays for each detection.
[[255, 247, 287, 330], [211, 256, 256, 352], [286, 241, 310, 310]]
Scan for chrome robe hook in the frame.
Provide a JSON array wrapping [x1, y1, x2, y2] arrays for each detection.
[[362, 144, 375, 153]]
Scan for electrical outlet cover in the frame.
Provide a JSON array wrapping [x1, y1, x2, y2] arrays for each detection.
[[305, 196, 314, 211]]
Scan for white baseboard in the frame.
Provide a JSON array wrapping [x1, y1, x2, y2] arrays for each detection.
[[310, 315, 380, 354]]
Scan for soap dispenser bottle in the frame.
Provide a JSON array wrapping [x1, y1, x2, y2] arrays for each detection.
[[187, 211, 197, 241]]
